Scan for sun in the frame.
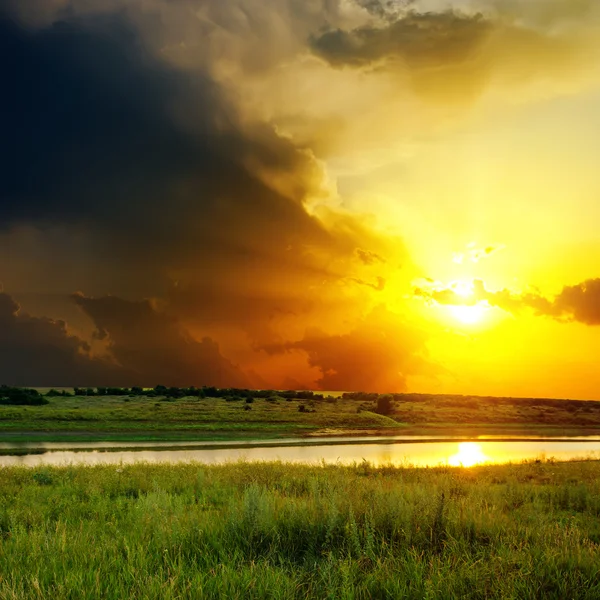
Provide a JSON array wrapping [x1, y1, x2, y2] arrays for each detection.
[[448, 442, 488, 467], [448, 302, 489, 325], [444, 280, 490, 325]]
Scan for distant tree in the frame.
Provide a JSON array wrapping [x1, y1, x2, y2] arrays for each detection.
[[0, 386, 48, 406], [375, 395, 394, 416], [107, 387, 128, 396]]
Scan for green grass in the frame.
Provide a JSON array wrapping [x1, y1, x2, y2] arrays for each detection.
[[1, 460, 600, 598], [2, 393, 600, 444], [0, 396, 401, 442]]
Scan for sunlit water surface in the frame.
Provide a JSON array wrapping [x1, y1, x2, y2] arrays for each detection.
[[2, 439, 600, 468]]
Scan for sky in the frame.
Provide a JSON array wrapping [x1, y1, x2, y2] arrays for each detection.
[[1, 0, 600, 398]]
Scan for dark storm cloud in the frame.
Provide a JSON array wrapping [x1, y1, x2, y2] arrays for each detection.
[[0, 9, 325, 385], [72, 294, 249, 387], [1, 14, 196, 227], [0, 2, 425, 388], [0, 8, 336, 321], [0, 289, 248, 387], [0, 11, 331, 276], [0, 292, 129, 386]]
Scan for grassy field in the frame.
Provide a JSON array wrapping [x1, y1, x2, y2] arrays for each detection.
[[2, 391, 600, 443], [1, 459, 600, 598], [0, 394, 401, 443]]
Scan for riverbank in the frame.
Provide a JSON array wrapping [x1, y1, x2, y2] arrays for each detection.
[[2, 392, 600, 444], [1, 460, 600, 599]]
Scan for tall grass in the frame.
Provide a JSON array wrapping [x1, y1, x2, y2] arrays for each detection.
[[1, 460, 600, 598]]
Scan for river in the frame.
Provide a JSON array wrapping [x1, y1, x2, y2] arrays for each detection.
[[1, 436, 600, 467]]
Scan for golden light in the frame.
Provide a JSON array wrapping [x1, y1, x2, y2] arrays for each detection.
[[448, 442, 488, 467], [450, 280, 474, 297], [448, 302, 489, 325]]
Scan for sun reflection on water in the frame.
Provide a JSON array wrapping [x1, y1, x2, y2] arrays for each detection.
[[448, 442, 488, 467]]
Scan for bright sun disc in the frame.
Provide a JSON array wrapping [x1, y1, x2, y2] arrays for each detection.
[[448, 303, 488, 324], [449, 442, 488, 467]]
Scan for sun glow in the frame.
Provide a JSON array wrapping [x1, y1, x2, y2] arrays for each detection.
[[448, 442, 488, 467], [448, 302, 489, 325]]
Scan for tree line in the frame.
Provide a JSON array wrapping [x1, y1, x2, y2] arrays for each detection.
[[45, 386, 327, 400]]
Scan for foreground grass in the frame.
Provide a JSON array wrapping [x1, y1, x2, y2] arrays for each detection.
[[1, 460, 600, 599]]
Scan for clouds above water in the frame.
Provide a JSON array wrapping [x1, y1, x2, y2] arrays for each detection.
[[2, 0, 600, 390], [0, 1, 416, 388]]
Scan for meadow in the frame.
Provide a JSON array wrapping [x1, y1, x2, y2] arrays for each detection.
[[1, 459, 600, 599], [2, 387, 600, 443]]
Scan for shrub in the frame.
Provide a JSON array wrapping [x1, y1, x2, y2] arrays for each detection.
[[226, 396, 243, 402], [375, 395, 394, 416]]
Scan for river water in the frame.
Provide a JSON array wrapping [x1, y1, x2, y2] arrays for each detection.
[[1, 436, 600, 467]]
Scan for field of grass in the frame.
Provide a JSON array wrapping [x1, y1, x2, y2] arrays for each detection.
[[0, 394, 402, 443], [2, 391, 600, 443], [1, 459, 600, 598]]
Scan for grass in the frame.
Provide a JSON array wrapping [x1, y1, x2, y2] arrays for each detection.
[[2, 392, 600, 443], [1, 459, 600, 598], [0, 395, 402, 443]]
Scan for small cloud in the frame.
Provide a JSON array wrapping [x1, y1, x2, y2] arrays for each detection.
[[349, 276, 387, 291], [355, 248, 386, 265]]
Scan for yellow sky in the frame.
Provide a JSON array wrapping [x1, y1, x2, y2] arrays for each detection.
[[264, 0, 600, 398]]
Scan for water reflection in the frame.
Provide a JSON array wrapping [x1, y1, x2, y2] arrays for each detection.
[[1, 439, 600, 468], [448, 442, 488, 467]]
